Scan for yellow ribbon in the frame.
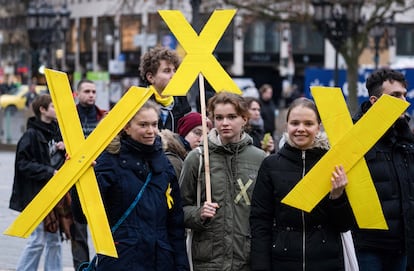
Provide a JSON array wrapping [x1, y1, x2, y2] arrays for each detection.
[[165, 183, 174, 209]]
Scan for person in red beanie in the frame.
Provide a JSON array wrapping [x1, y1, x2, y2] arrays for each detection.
[[159, 112, 209, 179], [177, 112, 203, 151]]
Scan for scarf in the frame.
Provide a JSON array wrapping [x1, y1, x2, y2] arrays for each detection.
[[153, 91, 174, 107]]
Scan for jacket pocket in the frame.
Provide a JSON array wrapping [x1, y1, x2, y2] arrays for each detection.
[[233, 232, 251, 262], [192, 231, 213, 261], [272, 229, 301, 262]]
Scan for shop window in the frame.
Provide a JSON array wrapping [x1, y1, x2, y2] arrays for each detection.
[[396, 24, 414, 56], [291, 23, 324, 55]]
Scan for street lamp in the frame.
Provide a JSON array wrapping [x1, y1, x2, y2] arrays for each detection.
[[26, 1, 70, 81], [311, 0, 363, 87], [105, 34, 114, 70], [56, 3, 71, 71]]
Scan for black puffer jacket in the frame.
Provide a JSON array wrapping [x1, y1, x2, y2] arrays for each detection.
[[250, 134, 355, 271], [9, 117, 63, 212], [352, 101, 414, 265]]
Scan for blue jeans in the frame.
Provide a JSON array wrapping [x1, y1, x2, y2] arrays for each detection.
[[357, 250, 407, 271], [16, 222, 62, 271]]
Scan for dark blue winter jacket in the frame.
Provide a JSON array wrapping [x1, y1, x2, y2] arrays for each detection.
[[94, 135, 189, 271]]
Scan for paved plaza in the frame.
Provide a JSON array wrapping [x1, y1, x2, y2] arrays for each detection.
[[0, 150, 93, 270]]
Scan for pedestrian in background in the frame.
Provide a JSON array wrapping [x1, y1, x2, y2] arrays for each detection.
[[245, 96, 274, 155], [250, 97, 355, 271], [70, 79, 107, 270], [159, 111, 207, 179], [78, 100, 188, 270], [9, 94, 68, 271], [75, 79, 106, 137], [25, 79, 39, 109], [180, 92, 266, 270], [352, 68, 414, 271], [258, 83, 276, 136], [139, 46, 191, 132]]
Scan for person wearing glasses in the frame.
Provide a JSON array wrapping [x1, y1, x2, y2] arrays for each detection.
[[159, 112, 211, 180]]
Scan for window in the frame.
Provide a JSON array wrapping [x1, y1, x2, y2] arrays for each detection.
[[244, 18, 280, 53], [291, 23, 324, 55], [396, 24, 414, 56], [98, 17, 115, 51], [79, 17, 92, 52], [120, 15, 140, 51]]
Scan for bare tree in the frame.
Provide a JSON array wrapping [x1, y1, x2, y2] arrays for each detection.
[[222, 0, 414, 114]]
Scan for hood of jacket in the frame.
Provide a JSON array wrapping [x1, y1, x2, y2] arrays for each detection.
[[206, 128, 254, 154], [26, 116, 60, 141], [158, 129, 187, 160]]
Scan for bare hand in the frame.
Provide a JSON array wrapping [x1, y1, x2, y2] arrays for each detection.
[[329, 165, 348, 200], [261, 136, 275, 153], [55, 141, 65, 151], [200, 201, 219, 221]]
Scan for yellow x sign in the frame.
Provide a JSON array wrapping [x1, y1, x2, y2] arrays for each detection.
[[234, 178, 253, 205], [158, 10, 242, 96], [5, 9, 241, 256], [4, 69, 154, 257], [281, 87, 409, 229]]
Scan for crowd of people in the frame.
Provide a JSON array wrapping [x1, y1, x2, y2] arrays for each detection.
[[8, 44, 414, 271]]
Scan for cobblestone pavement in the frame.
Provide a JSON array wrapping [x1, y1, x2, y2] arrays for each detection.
[[0, 150, 93, 271]]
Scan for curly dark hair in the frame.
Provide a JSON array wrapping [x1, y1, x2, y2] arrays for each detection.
[[138, 46, 181, 86], [366, 68, 408, 98]]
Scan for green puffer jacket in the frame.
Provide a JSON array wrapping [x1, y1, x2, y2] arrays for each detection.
[[180, 129, 266, 271]]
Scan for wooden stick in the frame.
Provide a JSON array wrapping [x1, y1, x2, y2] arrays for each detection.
[[198, 73, 212, 202]]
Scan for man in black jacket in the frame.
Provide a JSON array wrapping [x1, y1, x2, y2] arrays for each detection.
[[70, 79, 107, 270], [352, 68, 414, 271]]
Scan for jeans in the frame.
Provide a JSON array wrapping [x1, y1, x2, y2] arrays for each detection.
[[71, 221, 89, 270], [357, 249, 407, 271], [16, 222, 62, 271]]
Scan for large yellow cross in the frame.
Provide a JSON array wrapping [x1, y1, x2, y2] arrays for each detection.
[[159, 10, 241, 96], [4, 9, 240, 257], [281, 87, 409, 229], [4, 70, 154, 257]]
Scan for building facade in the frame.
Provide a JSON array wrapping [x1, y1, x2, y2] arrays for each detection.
[[0, 0, 414, 101]]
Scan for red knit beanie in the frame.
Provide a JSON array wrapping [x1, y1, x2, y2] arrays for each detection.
[[177, 112, 202, 137]]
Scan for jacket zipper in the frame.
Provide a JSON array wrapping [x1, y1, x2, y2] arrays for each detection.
[[301, 150, 306, 271]]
